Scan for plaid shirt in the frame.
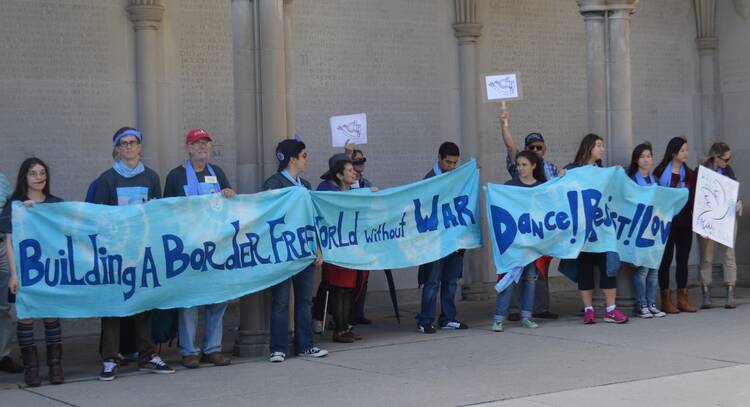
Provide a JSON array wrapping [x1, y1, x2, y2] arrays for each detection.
[[506, 154, 559, 180]]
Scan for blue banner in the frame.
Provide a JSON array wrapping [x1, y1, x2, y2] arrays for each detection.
[[12, 187, 317, 319], [485, 166, 688, 291], [310, 160, 483, 270]]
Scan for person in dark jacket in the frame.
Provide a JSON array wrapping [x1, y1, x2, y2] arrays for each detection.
[[653, 136, 697, 313], [263, 139, 327, 363]]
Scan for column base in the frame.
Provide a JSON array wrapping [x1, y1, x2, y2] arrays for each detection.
[[233, 291, 270, 358], [462, 282, 490, 301]]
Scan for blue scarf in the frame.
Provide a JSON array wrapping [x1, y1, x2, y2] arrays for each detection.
[[112, 160, 145, 179], [280, 170, 301, 186], [185, 160, 220, 196], [716, 167, 724, 176], [635, 171, 656, 186], [658, 161, 686, 188], [433, 162, 443, 176]]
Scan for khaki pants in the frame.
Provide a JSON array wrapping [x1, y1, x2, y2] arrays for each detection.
[[698, 233, 737, 287], [101, 311, 155, 361]]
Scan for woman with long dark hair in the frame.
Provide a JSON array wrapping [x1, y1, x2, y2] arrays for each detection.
[[697, 142, 742, 309], [0, 158, 64, 386], [627, 143, 666, 319], [564, 134, 628, 324], [492, 150, 546, 332], [653, 137, 697, 313]]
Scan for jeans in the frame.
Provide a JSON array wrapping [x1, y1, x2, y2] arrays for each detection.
[[509, 274, 549, 314], [270, 264, 315, 354], [632, 266, 657, 307], [0, 239, 12, 358], [495, 264, 538, 321], [417, 252, 464, 326], [178, 302, 228, 356]]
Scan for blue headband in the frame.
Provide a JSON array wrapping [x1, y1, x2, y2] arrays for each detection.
[[113, 129, 143, 147]]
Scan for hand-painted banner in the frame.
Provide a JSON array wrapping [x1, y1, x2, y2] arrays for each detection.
[[485, 166, 689, 288], [310, 160, 483, 270], [12, 187, 317, 319]]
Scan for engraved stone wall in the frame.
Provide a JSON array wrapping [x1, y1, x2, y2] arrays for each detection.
[[292, 0, 460, 188], [0, 0, 134, 200], [162, 0, 236, 182], [630, 0, 698, 162]]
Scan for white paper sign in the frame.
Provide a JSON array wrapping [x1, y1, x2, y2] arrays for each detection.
[[330, 113, 367, 147], [484, 73, 522, 101], [693, 165, 740, 248]]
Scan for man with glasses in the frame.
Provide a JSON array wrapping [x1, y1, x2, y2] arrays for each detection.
[[164, 129, 234, 369], [499, 108, 560, 321], [93, 127, 174, 380]]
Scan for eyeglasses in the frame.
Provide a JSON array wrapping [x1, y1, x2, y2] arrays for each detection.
[[118, 140, 140, 148], [719, 155, 731, 163], [527, 144, 544, 151]]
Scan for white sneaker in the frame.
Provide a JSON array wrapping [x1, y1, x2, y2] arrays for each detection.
[[269, 352, 285, 363], [521, 318, 539, 329], [637, 306, 653, 319], [312, 319, 323, 334], [648, 304, 666, 318], [297, 347, 328, 358], [492, 320, 503, 332]]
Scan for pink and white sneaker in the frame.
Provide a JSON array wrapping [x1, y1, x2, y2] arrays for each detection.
[[583, 308, 596, 324], [604, 307, 629, 324]]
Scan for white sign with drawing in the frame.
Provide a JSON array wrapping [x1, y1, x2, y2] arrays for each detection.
[[330, 113, 367, 147], [484, 73, 522, 101], [693, 166, 740, 248]]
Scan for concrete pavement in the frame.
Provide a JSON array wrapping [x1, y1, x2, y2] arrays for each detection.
[[1, 288, 749, 406]]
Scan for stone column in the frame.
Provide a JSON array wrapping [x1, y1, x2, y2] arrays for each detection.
[[453, 0, 487, 300], [577, 0, 637, 166], [694, 0, 719, 153], [284, 0, 296, 136], [126, 0, 165, 174], [234, 0, 292, 357], [580, 4, 607, 139], [607, 3, 637, 166], [232, 0, 260, 194]]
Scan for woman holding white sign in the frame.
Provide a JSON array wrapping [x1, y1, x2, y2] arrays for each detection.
[[653, 137, 697, 313], [697, 142, 742, 309]]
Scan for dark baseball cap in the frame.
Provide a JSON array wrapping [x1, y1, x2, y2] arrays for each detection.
[[524, 132, 545, 146]]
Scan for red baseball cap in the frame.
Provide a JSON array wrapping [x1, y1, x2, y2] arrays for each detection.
[[185, 128, 213, 144]]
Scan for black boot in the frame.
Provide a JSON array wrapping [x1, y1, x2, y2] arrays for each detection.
[[21, 346, 41, 387], [46, 344, 64, 385]]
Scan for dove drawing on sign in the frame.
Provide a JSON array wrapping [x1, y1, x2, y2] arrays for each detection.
[[489, 78, 516, 97], [696, 177, 732, 233], [337, 120, 362, 139]]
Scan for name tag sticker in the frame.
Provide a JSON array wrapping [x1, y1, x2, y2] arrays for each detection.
[[204, 176, 218, 184]]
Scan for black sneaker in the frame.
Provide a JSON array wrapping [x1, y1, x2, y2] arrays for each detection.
[[417, 323, 436, 334], [139, 354, 175, 374], [440, 320, 469, 330], [99, 359, 118, 381]]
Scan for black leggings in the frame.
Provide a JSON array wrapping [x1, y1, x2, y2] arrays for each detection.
[[658, 226, 692, 289], [577, 252, 616, 291], [330, 287, 353, 333]]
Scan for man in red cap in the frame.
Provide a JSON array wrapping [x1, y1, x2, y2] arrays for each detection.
[[163, 128, 234, 369]]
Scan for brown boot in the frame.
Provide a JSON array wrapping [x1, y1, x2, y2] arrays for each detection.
[[677, 288, 698, 312], [20, 346, 41, 387], [46, 344, 64, 385], [660, 289, 680, 314]]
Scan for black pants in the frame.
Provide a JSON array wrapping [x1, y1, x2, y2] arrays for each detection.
[[330, 287, 353, 333], [577, 252, 616, 291], [658, 226, 692, 289], [351, 271, 368, 321]]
